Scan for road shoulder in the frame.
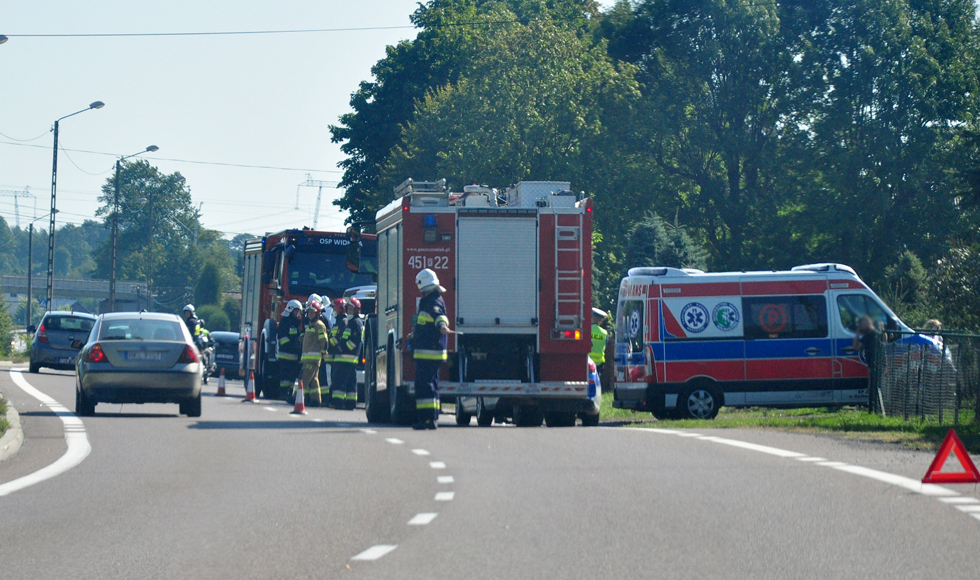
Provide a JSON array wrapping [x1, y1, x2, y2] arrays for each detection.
[[0, 403, 24, 462]]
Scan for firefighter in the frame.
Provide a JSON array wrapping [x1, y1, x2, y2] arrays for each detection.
[[590, 307, 609, 377], [327, 298, 349, 408], [300, 301, 328, 406], [334, 297, 364, 410], [276, 300, 304, 401], [411, 268, 453, 430]]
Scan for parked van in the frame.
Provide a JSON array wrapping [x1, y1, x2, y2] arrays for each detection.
[[612, 263, 908, 419]]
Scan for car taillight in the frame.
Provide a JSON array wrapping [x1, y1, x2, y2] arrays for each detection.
[[37, 325, 49, 343], [87, 344, 106, 363], [178, 345, 199, 364]]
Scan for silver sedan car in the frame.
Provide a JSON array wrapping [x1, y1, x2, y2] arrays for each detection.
[[74, 312, 203, 417]]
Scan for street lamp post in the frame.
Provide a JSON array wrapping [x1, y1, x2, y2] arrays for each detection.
[[109, 145, 159, 313], [26, 211, 58, 328], [46, 101, 104, 312], [146, 174, 185, 312]]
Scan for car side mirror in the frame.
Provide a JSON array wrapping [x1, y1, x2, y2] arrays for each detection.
[[27, 325, 36, 334], [70, 339, 84, 350]]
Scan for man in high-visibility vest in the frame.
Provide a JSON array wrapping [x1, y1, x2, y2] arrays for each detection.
[[326, 298, 348, 408], [300, 301, 328, 407], [590, 307, 608, 377], [276, 300, 304, 401], [333, 297, 364, 410], [411, 268, 453, 430]]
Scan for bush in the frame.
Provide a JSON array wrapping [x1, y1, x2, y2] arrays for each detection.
[[222, 299, 241, 331], [195, 261, 222, 306], [196, 304, 230, 332], [0, 291, 13, 357]]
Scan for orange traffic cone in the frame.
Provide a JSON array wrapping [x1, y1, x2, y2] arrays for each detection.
[[291, 379, 307, 415], [216, 367, 227, 396], [242, 370, 257, 402]]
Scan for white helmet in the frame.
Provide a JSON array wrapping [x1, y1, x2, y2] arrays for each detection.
[[415, 268, 446, 294], [306, 293, 323, 308], [282, 299, 303, 316], [182, 304, 195, 314]]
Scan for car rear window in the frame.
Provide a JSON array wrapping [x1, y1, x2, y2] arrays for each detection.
[[44, 316, 95, 332], [99, 319, 185, 341]]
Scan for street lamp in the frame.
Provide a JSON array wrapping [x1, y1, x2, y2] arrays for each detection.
[[26, 210, 59, 327], [46, 100, 105, 312], [109, 145, 159, 313], [0, 35, 8, 45]]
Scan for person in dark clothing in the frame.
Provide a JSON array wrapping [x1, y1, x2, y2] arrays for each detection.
[[276, 300, 304, 401], [411, 268, 453, 430], [852, 316, 881, 412], [334, 297, 364, 410], [327, 298, 348, 408], [182, 304, 203, 338]]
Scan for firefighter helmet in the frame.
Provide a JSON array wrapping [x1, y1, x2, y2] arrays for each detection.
[[306, 301, 322, 314], [346, 297, 361, 312], [415, 268, 446, 294], [331, 298, 346, 312], [306, 293, 323, 308], [282, 299, 303, 316]]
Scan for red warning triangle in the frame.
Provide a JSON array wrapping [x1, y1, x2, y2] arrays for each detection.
[[922, 429, 980, 484]]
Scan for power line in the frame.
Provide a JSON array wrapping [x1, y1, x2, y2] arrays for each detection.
[[0, 129, 50, 142], [0, 139, 342, 173], [2, 18, 530, 39]]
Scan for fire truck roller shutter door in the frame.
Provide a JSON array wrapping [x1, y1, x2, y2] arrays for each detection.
[[457, 216, 538, 329]]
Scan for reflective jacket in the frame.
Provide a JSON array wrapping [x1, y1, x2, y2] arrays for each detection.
[[277, 315, 303, 361], [336, 315, 364, 364], [301, 319, 327, 363], [184, 316, 203, 337], [590, 324, 608, 365], [413, 292, 448, 361], [326, 314, 348, 363]]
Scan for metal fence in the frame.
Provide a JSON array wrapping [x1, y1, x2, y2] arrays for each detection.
[[873, 331, 980, 423]]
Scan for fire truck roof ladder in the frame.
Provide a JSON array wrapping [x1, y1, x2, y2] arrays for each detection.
[[555, 213, 584, 330]]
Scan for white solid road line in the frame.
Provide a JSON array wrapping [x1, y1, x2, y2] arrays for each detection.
[[408, 513, 438, 525], [351, 545, 397, 561], [940, 497, 980, 504], [429, 461, 446, 469], [386, 438, 404, 445], [435, 491, 454, 501], [412, 449, 430, 456], [361, 429, 377, 434], [437, 476, 454, 484], [0, 370, 92, 498], [796, 456, 826, 462]]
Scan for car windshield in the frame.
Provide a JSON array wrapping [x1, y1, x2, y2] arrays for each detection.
[[99, 319, 185, 341], [43, 316, 94, 332]]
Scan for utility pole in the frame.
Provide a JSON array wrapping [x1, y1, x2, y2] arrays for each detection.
[[296, 174, 339, 229], [109, 146, 157, 312]]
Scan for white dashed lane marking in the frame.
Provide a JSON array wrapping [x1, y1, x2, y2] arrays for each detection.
[[412, 449, 430, 456], [437, 476, 454, 484], [361, 429, 377, 434], [263, 407, 277, 412], [435, 491, 454, 501], [352, 545, 397, 561], [386, 438, 404, 445], [429, 461, 446, 469], [408, 513, 438, 525], [941, 497, 980, 504]]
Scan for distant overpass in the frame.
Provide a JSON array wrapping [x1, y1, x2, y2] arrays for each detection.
[[1, 276, 147, 303]]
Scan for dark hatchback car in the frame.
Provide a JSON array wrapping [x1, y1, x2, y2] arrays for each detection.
[[29, 312, 97, 373], [210, 331, 241, 376]]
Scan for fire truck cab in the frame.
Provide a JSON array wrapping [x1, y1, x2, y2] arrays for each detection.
[[350, 179, 598, 427]]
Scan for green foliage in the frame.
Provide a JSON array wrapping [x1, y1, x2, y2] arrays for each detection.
[[625, 213, 707, 272], [14, 298, 45, 328], [931, 243, 980, 331], [196, 305, 230, 332], [194, 261, 222, 306], [879, 251, 931, 326], [222, 299, 242, 331], [0, 290, 12, 357]]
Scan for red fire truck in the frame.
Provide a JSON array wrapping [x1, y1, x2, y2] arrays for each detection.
[[347, 179, 598, 427], [241, 228, 377, 398]]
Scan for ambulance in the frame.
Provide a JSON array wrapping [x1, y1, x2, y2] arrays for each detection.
[[612, 263, 909, 419]]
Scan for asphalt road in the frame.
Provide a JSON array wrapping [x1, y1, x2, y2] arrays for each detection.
[[1, 368, 978, 580]]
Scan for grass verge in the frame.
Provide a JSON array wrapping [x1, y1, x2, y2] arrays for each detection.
[[599, 392, 980, 453], [0, 396, 8, 438]]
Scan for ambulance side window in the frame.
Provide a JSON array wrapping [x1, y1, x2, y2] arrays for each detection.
[[743, 296, 828, 340], [837, 294, 888, 332], [617, 300, 645, 353]]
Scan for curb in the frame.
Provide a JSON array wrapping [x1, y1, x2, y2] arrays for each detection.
[[0, 404, 23, 463]]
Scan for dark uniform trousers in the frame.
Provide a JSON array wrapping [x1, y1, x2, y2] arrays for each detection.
[[414, 360, 441, 423]]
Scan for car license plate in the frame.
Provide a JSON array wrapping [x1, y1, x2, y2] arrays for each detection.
[[58, 357, 73, 365], [125, 351, 165, 361], [216, 354, 235, 360]]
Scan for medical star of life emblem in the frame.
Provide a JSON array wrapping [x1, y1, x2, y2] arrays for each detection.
[[627, 309, 641, 338], [680, 302, 709, 334], [712, 302, 740, 332]]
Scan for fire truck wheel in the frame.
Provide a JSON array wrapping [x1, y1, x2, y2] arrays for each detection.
[[579, 412, 600, 427], [514, 405, 544, 428], [544, 412, 576, 428], [476, 398, 493, 427], [454, 399, 472, 426], [678, 383, 721, 420]]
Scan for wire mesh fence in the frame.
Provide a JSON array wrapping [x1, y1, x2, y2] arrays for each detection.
[[873, 331, 980, 424]]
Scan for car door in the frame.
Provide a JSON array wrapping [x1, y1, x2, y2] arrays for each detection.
[[830, 292, 884, 404]]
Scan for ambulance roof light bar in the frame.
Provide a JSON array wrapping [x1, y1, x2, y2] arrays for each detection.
[[791, 263, 858, 276], [627, 267, 701, 277]]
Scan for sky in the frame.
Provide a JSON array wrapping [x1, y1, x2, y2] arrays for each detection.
[[0, 1, 617, 241]]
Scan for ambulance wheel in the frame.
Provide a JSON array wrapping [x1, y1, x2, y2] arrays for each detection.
[[678, 384, 720, 420], [476, 398, 493, 427], [580, 412, 600, 427], [514, 405, 544, 428], [544, 412, 576, 427], [454, 399, 472, 426]]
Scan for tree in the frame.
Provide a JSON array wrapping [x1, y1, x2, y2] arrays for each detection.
[[195, 261, 222, 306], [0, 290, 12, 357], [228, 233, 254, 278], [626, 213, 707, 271], [196, 304, 230, 332], [931, 243, 980, 331], [222, 300, 241, 331]]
